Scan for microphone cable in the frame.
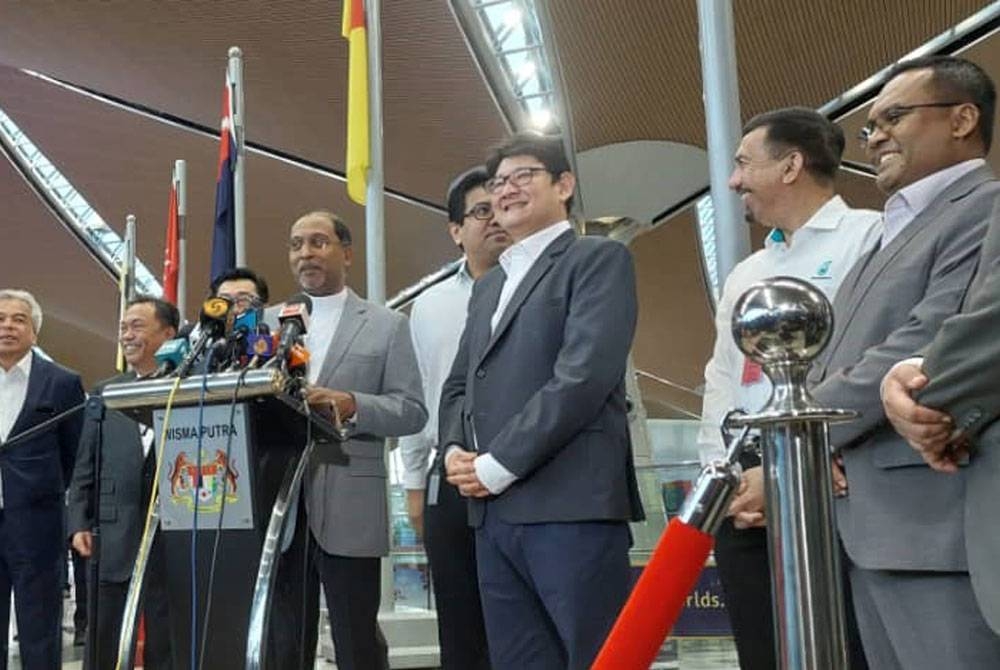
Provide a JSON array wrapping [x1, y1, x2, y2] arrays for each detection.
[[196, 364, 250, 669], [297, 400, 315, 670], [188, 347, 215, 670]]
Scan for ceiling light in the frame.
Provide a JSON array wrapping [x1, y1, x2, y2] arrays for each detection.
[[530, 107, 552, 128]]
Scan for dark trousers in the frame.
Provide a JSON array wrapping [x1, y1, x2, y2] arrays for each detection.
[[266, 499, 319, 670], [475, 505, 631, 670], [0, 507, 64, 670], [314, 546, 389, 670], [714, 518, 868, 670], [71, 547, 88, 635], [85, 534, 173, 670], [424, 477, 490, 670]]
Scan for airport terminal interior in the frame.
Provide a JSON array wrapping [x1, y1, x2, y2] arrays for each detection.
[[2, 1, 1000, 668]]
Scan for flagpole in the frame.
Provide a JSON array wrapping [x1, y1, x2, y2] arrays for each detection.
[[116, 215, 137, 372], [175, 159, 188, 320], [365, 0, 385, 304], [229, 46, 247, 267]]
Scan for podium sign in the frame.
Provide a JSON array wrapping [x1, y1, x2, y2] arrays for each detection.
[[153, 404, 255, 530]]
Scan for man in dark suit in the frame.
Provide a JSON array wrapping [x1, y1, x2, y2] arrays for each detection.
[[0, 289, 85, 669], [881, 196, 1000, 641], [68, 296, 179, 670], [807, 56, 1000, 667], [440, 133, 644, 669], [269, 212, 426, 670]]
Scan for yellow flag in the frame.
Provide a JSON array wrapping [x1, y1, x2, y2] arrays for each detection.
[[343, 0, 369, 205]]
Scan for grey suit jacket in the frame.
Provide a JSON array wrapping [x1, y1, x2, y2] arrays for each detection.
[[67, 373, 156, 583], [439, 230, 645, 527], [917, 196, 1000, 633], [273, 290, 427, 557], [810, 165, 1000, 572]]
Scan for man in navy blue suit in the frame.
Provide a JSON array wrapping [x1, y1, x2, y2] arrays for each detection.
[[440, 134, 644, 669], [0, 289, 85, 669]]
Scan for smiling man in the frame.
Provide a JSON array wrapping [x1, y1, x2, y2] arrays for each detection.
[[68, 296, 179, 670], [440, 134, 644, 669], [0, 289, 85, 669], [807, 56, 1000, 668]]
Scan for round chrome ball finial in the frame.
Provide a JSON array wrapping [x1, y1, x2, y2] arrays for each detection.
[[731, 276, 833, 366]]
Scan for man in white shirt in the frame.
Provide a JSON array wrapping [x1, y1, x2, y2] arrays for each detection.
[[808, 56, 1000, 668], [399, 166, 510, 669], [440, 133, 644, 669], [698, 107, 880, 670], [0, 289, 84, 669]]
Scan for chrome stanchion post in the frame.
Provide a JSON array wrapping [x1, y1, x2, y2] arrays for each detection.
[[727, 277, 855, 670]]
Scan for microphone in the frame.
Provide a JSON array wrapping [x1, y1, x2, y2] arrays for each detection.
[[151, 333, 192, 378], [174, 297, 235, 377], [219, 308, 261, 371], [246, 325, 276, 368], [271, 294, 313, 369]]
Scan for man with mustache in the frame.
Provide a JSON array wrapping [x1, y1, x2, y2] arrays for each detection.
[[809, 55, 1000, 667], [270, 211, 426, 670], [399, 166, 510, 669], [699, 107, 880, 669]]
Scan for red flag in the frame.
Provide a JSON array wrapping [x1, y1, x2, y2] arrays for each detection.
[[163, 170, 180, 302]]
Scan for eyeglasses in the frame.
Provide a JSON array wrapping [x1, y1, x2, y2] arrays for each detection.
[[857, 101, 965, 147], [288, 234, 342, 252], [463, 202, 494, 221], [217, 291, 259, 308], [484, 166, 550, 194]]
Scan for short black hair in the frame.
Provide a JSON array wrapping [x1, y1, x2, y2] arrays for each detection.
[[485, 132, 575, 213], [887, 55, 995, 151], [296, 210, 353, 246], [742, 107, 845, 183], [446, 166, 490, 224], [127, 295, 180, 331], [209, 267, 270, 304]]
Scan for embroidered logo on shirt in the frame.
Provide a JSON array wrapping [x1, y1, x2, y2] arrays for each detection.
[[812, 260, 832, 279]]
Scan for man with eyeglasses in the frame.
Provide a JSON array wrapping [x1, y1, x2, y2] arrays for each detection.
[[398, 166, 510, 670], [267, 211, 426, 670], [440, 133, 644, 669], [699, 107, 880, 670], [807, 55, 1000, 668], [210, 266, 269, 315]]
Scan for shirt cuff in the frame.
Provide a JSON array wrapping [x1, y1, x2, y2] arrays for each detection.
[[474, 454, 518, 495], [879, 357, 925, 399], [402, 469, 428, 490]]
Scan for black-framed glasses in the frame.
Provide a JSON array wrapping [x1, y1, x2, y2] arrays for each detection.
[[484, 166, 550, 194], [463, 202, 494, 221], [857, 101, 965, 147], [216, 291, 260, 308]]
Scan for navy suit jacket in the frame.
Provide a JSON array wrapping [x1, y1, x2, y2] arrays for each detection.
[[439, 229, 644, 527], [2, 354, 84, 510]]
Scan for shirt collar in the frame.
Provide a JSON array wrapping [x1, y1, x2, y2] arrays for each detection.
[[2, 350, 33, 377], [886, 158, 986, 220], [765, 195, 848, 248], [309, 288, 348, 312], [499, 220, 572, 275], [457, 258, 474, 284]]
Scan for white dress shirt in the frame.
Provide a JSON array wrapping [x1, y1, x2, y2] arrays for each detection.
[[882, 158, 986, 249], [398, 263, 475, 489], [0, 351, 33, 507], [305, 289, 347, 385], [474, 220, 573, 494], [698, 196, 882, 464]]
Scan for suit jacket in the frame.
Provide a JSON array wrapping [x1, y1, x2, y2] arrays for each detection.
[[810, 165, 1000, 572], [271, 289, 426, 557], [916, 196, 1000, 633], [2, 354, 84, 507], [439, 229, 645, 527], [67, 373, 157, 583]]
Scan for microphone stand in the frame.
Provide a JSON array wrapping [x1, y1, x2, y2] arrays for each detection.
[[84, 395, 106, 670]]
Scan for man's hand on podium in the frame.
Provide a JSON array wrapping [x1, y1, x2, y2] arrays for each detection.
[[72, 530, 93, 557], [305, 385, 357, 424]]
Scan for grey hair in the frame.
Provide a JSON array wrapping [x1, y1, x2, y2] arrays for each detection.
[[0, 289, 43, 333]]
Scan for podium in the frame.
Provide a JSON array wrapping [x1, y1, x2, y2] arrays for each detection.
[[101, 369, 346, 669]]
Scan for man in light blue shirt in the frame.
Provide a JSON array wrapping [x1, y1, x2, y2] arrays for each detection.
[[399, 166, 509, 669]]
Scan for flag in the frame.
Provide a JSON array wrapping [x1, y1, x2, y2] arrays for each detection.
[[211, 69, 237, 281], [163, 168, 180, 302], [342, 0, 369, 205]]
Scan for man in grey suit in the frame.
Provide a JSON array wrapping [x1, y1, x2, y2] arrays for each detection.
[[275, 211, 426, 670], [68, 296, 179, 670], [807, 55, 1000, 668], [881, 196, 1000, 641], [440, 133, 644, 669]]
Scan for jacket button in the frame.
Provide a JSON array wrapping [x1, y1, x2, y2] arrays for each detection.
[[475, 368, 486, 379]]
